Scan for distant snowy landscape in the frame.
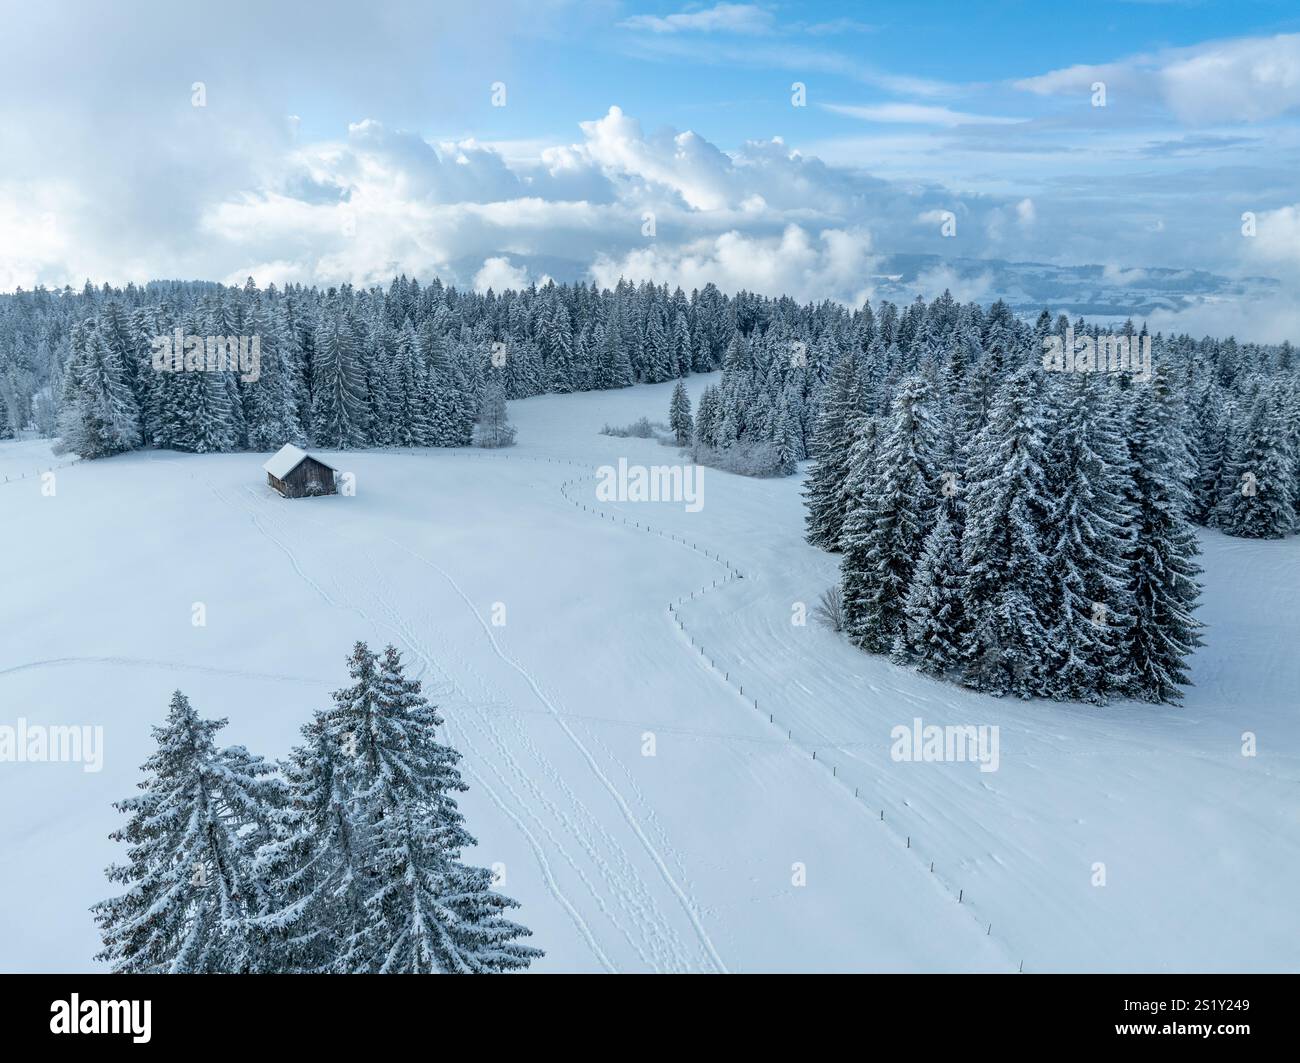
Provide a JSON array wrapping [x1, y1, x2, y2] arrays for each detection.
[[2, 374, 1294, 972]]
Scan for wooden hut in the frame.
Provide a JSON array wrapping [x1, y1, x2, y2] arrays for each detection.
[[263, 444, 339, 499]]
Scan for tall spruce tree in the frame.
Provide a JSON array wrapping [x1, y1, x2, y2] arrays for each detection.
[[311, 314, 368, 448], [840, 374, 940, 653], [803, 352, 860, 550], [668, 380, 693, 445], [1213, 381, 1296, 538], [57, 325, 141, 458], [93, 691, 283, 973], [959, 366, 1054, 698], [1121, 368, 1204, 702], [326, 643, 541, 973], [1040, 375, 1136, 702]]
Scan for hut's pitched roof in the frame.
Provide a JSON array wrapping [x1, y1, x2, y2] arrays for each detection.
[[262, 444, 338, 479]]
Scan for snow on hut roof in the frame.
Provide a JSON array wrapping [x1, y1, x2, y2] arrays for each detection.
[[262, 444, 338, 479]]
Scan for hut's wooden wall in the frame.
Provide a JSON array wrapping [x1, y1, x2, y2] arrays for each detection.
[[269, 457, 337, 498]]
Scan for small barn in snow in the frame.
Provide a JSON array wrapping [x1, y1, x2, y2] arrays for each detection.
[[263, 444, 339, 498]]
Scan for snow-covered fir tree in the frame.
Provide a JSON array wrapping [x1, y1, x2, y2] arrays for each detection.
[[959, 366, 1054, 698], [93, 691, 283, 973], [1039, 374, 1135, 702], [320, 643, 543, 973], [1122, 368, 1204, 702], [668, 380, 693, 445], [1213, 380, 1297, 538], [840, 374, 941, 654]]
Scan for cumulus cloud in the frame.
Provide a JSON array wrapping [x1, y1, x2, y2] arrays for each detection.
[[590, 225, 878, 305], [10, 94, 1041, 295], [1245, 204, 1300, 271], [473, 256, 548, 293], [1015, 33, 1300, 124]]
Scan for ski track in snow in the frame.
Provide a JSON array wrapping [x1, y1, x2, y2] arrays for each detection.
[[212, 477, 623, 973], [371, 521, 730, 973], [223, 472, 714, 973], [221, 455, 728, 972], [0, 656, 330, 685], [554, 466, 1018, 969]]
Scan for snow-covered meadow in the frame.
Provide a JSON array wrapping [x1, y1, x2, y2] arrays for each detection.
[[1, 376, 1295, 972]]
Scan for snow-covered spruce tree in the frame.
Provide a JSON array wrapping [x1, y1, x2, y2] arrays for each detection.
[[330, 643, 541, 973], [57, 325, 141, 458], [893, 397, 968, 673], [543, 303, 575, 393], [249, 712, 371, 973], [837, 415, 880, 640], [672, 310, 693, 379], [1121, 367, 1204, 702], [959, 365, 1054, 698], [894, 504, 969, 676], [644, 304, 672, 383], [244, 304, 306, 450], [702, 385, 725, 448], [771, 399, 801, 477], [803, 351, 859, 551], [840, 374, 940, 654], [175, 356, 241, 453], [1213, 381, 1296, 538], [93, 691, 283, 973], [1189, 380, 1228, 525], [388, 319, 428, 447], [444, 352, 478, 446], [311, 314, 368, 448], [598, 316, 635, 389], [668, 381, 693, 446], [1039, 374, 1136, 703]]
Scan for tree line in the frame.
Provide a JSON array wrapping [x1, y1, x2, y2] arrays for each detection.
[[2, 277, 1294, 548]]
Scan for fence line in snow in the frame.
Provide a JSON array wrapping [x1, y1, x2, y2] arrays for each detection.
[[0, 458, 80, 486], [554, 460, 1022, 973]]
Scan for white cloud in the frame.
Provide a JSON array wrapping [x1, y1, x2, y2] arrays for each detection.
[[0, 91, 1279, 323], [823, 102, 1022, 127], [473, 255, 542, 293], [1145, 295, 1300, 344], [1102, 263, 1149, 286], [1245, 204, 1300, 270], [590, 224, 877, 305], [619, 4, 774, 36], [1015, 33, 1300, 124], [913, 266, 993, 304]]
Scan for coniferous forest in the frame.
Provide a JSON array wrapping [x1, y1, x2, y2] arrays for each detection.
[[2, 277, 1297, 709]]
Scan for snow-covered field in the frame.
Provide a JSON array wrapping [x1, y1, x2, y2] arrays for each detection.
[[0, 377, 1295, 972]]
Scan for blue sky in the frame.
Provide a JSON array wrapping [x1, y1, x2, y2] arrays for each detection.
[[2, 1, 1299, 336]]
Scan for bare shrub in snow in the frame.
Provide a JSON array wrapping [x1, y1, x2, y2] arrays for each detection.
[[814, 585, 846, 633]]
